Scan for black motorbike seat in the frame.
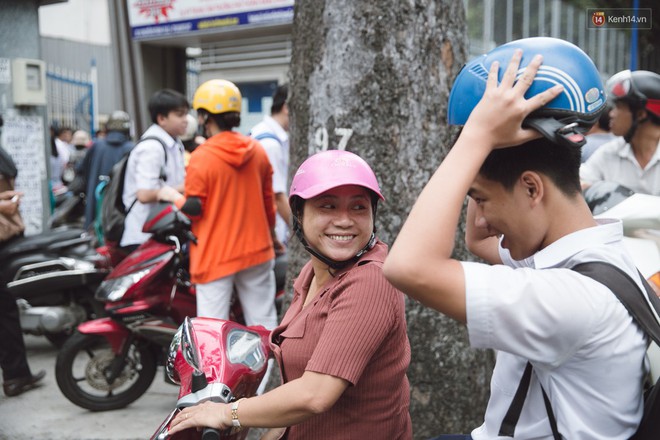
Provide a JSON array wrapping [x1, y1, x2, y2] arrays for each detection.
[[0, 228, 89, 263]]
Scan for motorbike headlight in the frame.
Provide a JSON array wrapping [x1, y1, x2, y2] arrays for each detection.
[[96, 251, 173, 302], [165, 325, 183, 385], [95, 268, 151, 302], [60, 257, 96, 271], [226, 329, 266, 372]]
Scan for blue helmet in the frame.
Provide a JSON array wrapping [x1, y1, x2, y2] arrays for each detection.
[[447, 37, 606, 147]]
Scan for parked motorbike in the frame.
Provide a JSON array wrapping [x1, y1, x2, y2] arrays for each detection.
[[3, 227, 110, 347], [55, 201, 285, 411], [585, 181, 660, 381], [55, 203, 198, 411], [151, 316, 271, 440]]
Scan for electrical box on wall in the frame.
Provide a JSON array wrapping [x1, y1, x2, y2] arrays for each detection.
[[12, 58, 47, 106]]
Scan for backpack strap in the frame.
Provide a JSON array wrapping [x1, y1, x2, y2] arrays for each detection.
[[572, 261, 660, 345], [499, 362, 533, 436], [499, 261, 659, 439], [499, 362, 561, 439], [253, 132, 282, 146], [573, 261, 660, 440], [138, 135, 169, 164], [134, 136, 167, 183], [124, 135, 170, 216]]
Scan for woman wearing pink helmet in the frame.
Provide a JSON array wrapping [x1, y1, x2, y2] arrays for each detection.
[[168, 150, 412, 439]]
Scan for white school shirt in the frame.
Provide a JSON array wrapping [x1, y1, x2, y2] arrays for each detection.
[[463, 219, 647, 439], [580, 137, 660, 196], [251, 115, 290, 244], [121, 124, 185, 247]]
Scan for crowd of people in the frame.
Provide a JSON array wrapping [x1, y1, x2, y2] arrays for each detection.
[[1, 35, 659, 440]]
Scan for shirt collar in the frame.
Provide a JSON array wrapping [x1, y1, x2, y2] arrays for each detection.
[[617, 139, 660, 167], [263, 115, 288, 141], [143, 124, 179, 149], [531, 219, 623, 269]]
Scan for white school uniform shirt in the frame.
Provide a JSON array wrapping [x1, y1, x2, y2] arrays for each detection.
[[121, 124, 185, 247], [580, 137, 660, 196], [463, 219, 647, 439], [251, 115, 289, 244]]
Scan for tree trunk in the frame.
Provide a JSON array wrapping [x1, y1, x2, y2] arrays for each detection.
[[286, 0, 496, 437]]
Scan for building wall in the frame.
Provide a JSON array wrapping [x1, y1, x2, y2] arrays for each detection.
[[40, 36, 117, 118], [0, 0, 52, 233]]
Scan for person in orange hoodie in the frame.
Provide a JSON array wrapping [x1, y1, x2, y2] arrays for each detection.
[[158, 79, 282, 331]]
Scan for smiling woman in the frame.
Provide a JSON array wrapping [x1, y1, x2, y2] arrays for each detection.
[[166, 150, 412, 440], [289, 150, 383, 271]]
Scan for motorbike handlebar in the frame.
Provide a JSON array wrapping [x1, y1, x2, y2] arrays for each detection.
[[201, 427, 221, 440]]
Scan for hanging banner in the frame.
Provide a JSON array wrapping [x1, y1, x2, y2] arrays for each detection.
[[127, 0, 294, 40]]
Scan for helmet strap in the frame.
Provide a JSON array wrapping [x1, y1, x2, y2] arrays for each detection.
[[292, 217, 376, 271], [623, 106, 644, 143], [523, 117, 586, 148]]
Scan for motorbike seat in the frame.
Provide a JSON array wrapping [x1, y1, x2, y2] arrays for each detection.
[[0, 228, 90, 263]]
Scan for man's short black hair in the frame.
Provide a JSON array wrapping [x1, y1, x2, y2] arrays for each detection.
[[479, 136, 582, 196], [56, 126, 72, 137], [271, 84, 288, 115], [148, 89, 190, 124]]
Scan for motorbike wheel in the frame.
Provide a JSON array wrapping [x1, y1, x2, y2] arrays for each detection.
[[55, 331, 157, 411]]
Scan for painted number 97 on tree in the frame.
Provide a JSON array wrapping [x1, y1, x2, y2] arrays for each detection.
[[310, 126, 354, 155]]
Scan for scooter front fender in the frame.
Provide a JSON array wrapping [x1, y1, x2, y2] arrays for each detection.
[[77, 317, 130, 353]]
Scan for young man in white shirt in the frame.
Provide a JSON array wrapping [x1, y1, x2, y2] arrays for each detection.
[[384, 40, 648, 439], [121, 89, 189, 249], [250, 84, 291, 246]]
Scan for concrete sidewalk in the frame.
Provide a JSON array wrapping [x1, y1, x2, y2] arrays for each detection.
[[0, 335, 179, 440]]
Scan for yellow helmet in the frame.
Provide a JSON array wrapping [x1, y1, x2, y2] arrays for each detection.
[[193, 79, 242, 114]]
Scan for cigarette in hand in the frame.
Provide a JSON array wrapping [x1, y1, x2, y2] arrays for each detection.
[[10, 194, 19, 203]]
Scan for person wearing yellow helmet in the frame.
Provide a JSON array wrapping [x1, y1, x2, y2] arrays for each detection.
[[158, 79, 281, 332]]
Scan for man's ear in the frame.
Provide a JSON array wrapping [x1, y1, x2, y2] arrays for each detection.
[[637, 108, 649, 122], [520, 171, 544, 205]]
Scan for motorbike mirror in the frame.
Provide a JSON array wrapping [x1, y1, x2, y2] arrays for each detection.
[[181, 316, 204, 375]]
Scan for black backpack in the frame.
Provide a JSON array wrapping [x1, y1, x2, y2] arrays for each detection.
[[100, 136, 168, 244], [500, 261, 660, 439]]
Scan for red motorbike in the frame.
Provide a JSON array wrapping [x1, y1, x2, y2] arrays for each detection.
[[150, 316, 271, 440], [55, 203, 198, 411]]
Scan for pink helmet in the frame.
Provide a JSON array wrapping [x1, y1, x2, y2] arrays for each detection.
[[289, 150, 384, 202]]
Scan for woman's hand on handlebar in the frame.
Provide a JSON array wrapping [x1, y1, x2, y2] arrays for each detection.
[[167, 401, 232, 435]]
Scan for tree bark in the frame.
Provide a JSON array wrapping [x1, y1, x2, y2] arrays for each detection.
[[286, 0, 495, 438]]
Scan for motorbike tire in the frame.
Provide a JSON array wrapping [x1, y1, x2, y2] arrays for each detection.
[[55, 331, 158, 411]]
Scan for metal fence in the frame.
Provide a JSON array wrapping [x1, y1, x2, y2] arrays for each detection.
[[46, 65, 97, 134], [466, 0, 632, 79]]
